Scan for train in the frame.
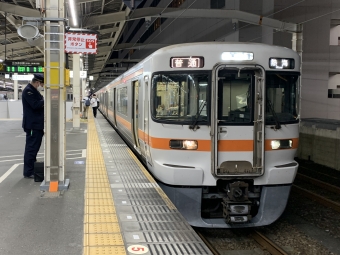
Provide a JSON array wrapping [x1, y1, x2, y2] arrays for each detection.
[[96, 42, 301, 228]]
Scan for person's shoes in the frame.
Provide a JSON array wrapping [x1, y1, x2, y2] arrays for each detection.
[[24, 175, 34, 179]]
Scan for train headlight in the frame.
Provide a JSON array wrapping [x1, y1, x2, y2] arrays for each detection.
[[271, 139, 293, 150], [170, 140, 198, 150], [221, 52, 253, 61], [271, 140, 281, 150]]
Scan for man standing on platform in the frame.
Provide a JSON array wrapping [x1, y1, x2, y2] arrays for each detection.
[[90, 94, 98, 118], [22, 73, 44, 178]]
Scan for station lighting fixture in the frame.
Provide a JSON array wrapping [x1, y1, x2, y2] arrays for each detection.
[[69, 0, 78, 27]]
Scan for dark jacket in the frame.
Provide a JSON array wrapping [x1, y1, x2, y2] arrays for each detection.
[[22, 83, 44, 130]]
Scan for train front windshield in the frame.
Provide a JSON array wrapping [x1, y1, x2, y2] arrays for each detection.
[[152, 73, 209, 124], [265, 72, 299, 124], [151, 71, 299, 125]]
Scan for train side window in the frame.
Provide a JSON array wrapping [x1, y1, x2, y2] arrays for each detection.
[[117, 87, 128, 115]]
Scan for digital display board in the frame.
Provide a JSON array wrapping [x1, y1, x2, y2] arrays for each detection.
[[6, 65, 44, 73], [269, 58, 295, 69], [170, 57, 204, 68]]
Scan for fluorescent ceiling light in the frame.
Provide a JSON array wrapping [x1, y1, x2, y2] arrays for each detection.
[[69, 0, 78, 27]]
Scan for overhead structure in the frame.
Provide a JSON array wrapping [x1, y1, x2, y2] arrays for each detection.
[[0, 1, 302, 91]]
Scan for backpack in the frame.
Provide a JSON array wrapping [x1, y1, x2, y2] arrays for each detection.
[[97, 99, 100, 107], [85, 98, 90, 106]]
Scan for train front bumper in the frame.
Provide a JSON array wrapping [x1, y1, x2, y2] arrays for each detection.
[[158, 183, 292, 228]]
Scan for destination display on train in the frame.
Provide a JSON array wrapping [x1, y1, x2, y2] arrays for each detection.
[[170, 56, 204, 68]]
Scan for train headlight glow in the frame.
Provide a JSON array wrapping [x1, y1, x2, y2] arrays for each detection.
[[170, 140, 198, 150], [221, 52, 253, 61], [271, 139, 293, 150], [271, 140, 281, 150]]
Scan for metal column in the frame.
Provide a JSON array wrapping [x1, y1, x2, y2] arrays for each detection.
[[40, 0, 69, 192], [292, 24, 303, 120]]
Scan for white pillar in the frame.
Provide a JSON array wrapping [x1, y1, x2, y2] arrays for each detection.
[[72, 54, 80, 128], [43, 0, 69, 192], [13, 73, 18, 100]]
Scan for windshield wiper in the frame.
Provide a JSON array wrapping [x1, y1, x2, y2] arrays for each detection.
[[189, 101, 206, 131], [266, 99, 281, 130]]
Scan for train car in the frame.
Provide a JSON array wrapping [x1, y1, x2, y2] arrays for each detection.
[[97, 42, 301, 228]]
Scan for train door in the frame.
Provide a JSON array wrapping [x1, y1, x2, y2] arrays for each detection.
[[144, 76, 152, 165], [104, 91, 108, 116], [113, 88, 117, 126], [132, 80, 141, 152], [211, 65, 265, 177]]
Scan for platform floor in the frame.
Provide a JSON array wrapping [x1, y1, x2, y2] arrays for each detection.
[[0, 114, 212, 255], [0, 119, 87, 255]]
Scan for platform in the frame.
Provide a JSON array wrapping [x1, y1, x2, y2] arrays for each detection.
[[0, 114, 212, 255]]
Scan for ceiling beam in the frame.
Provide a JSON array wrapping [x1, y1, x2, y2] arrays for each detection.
[[98, 27, 119, 34], [75, 0, 100, 3], [97, 46, 112, 53], [0, 2, 40, 17], [0, 41, 32, 52], [113, 43, 169, 50], [107, 58, 141, 63], [0, 33, 20, 40], [98, 37, 117, 44], [84, 7, 299, 33]]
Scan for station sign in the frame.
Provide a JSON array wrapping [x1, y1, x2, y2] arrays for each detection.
[[4, 61, 44, 73], [65, 33, 97, 54], [12, 74, 34, 80], [69, 70, 87, 78], [6, 66, 44, 73]]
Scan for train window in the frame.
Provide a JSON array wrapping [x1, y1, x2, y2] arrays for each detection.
[[217, 70, 253, 124], [151, 73, 209, 124], [117, 87, 128, 116], [265, 72, 299, 124]]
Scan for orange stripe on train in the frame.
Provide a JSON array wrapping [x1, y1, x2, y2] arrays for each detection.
[[115, 118, 299, 152]]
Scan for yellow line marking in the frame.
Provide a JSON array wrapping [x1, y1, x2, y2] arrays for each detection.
[[83, 115, 126, 255]]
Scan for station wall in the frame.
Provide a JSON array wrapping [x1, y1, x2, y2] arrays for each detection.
[[297, 122, 340, 171]]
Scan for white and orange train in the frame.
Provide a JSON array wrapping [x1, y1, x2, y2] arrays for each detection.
[[96, 42, 301, 228]]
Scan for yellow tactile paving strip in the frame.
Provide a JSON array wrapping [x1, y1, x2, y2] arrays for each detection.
[[83, 115, 127, 255]]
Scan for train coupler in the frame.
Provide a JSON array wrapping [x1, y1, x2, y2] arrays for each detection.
[[222, 199, 252, 223], [222, 181, 252, 223]]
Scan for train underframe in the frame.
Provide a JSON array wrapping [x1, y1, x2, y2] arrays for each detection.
[[158, 180, 292, 228]]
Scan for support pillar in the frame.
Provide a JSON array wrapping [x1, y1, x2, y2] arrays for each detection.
[[292, 24, 303, 120], [40, 0, 69, 192], [13, 73, 18, 100], [72, 54, 80, 128]]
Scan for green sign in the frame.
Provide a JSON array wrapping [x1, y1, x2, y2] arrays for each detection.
[[6, 65, 44, 73]]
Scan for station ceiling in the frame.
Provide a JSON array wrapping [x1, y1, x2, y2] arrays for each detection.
[[0, 0, 299, 91]]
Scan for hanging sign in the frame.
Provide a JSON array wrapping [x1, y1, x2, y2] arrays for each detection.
[[65, 33, 97, 54]]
